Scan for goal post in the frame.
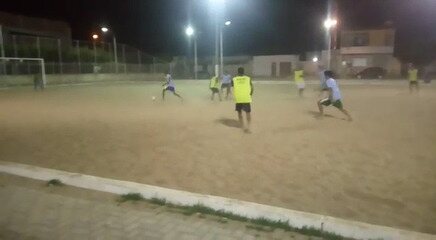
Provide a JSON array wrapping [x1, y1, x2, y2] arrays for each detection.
[[0, 57, 47, 87]]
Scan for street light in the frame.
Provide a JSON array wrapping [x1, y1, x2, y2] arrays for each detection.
[[100, 27, 118, 73], [91, 34, 99, 64], [323, 18, 337, 69], [185, 25, 198, 80], [312, 57, 319, 63], [185, 26, 194, 36], [208, 0, 226, 77], [220, 20, 231, 76], [323, 18, 337, 29]]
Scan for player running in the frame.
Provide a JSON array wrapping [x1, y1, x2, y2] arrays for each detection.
[[317, 71, 352, 121], [210, 75, 222, 101], [408, 63, 419, 93], [221, 71, 232, 100], [232, 67, 253, 133], [162, 73, 183, 101], [294, 67, 305, 97]]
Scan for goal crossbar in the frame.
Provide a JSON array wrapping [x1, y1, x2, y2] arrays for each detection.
[[0, 57, 47, 86]]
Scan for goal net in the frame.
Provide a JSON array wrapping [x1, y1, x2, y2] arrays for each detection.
[[0, 57, 47, 87]]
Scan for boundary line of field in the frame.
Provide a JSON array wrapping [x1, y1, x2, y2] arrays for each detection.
[[0, 161, 433, 240]]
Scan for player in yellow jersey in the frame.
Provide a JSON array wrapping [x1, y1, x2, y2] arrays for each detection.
[[232, 67, 253, 133], [408, 63, 419, 93], [294, 67, 305, 97], [209, 75, 222, 101]]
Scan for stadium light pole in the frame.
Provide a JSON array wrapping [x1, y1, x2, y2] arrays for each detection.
[[0, 25, 4, 59], [101, 27, 118, 73], [220, 20, 231, 77], [185, 26, 198, 80], [323, 18, 337, 69], [92, 34, 99, 64], [209, 0, 225, 77], [0, 25, 6, 74]]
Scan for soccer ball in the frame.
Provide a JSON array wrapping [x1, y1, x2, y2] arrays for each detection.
[[152, 96, 156, 101]]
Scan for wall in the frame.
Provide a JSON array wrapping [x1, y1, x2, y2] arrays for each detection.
[[252, 55, 299, 77], [341, 28, 395, 48], [0, 73, 163, 87], [302, 61, 320, 78], [0, 11, 72, 44]]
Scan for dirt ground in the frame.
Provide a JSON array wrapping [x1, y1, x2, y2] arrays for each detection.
[[0, 80, 435, 234]]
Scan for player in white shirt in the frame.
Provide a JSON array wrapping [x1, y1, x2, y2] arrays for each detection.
[[221, 71, 232, 100], [317, 71, 352, 121], [162, 73, 183, 101]]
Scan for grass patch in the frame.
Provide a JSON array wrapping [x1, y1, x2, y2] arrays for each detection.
[[115, 195, 354, 240], [246, 224, 274, 232], [166, 203, 348, 239], [46, 179, 63, 187], [149, 197, 166, 206], [118, 193, 144, 202]]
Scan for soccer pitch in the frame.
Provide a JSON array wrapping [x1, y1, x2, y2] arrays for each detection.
[[0, 80, 435, 234]]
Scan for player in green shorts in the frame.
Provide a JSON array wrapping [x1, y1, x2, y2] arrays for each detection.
[[317, 71, 352, 121]]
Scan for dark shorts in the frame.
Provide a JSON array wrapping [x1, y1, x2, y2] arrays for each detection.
[[210, 88, 219, 93], [320, 98, 343, 109], [235, 103, 251, 113], [409, 81, 418, 86], [165, 86, 175, 92], [221, 83, 231, 89]]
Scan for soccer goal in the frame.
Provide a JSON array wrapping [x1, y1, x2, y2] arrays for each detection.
[[0, 57, 47, 87]]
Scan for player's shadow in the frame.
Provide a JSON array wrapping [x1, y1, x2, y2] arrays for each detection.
[[307, 110, 345, 121], [216, 118, 242, 129]]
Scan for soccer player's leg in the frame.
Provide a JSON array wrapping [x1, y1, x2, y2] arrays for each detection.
[[162, 88, 167, 100], [333, 100, 352, 121], [318, 98, 330, 116], [235, 104, 244, 128], [211, 88, 215, 100], [245, 104, 252, 133], [173, 90, 183, 101]]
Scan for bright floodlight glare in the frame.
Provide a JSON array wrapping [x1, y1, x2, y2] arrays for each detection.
[[209, 0, 225, 5], [312, 57, 319, 62], [101, 27, 109, 33], [225, 21, 231, 26], [92, 34, 99, 40], [185, 26, 194, 36], [324, 18, 337, 29]]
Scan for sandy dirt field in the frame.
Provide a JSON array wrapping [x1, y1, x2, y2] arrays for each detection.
[[0, 80, 435, 234]]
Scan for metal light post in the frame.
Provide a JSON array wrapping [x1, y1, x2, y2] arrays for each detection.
[[324, 18, 337, 69], [209, 0, 225, 77], [101, 27, 118, 73], [92, 34, 98, 64], [220, 20, 231, 77], [185, 26, 198, 80], [0, 25, 6, 74], [0, 25, 4, 59]]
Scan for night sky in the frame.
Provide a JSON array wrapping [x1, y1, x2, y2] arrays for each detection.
[[1, 0, 435, 62]]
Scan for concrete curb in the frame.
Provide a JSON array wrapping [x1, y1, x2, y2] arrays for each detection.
[[0, 161, 434, 240]]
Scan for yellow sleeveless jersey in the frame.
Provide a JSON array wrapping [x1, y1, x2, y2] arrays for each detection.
[[408, 69, 418, 82], [294, 70, 304, 83], [210, 77, 220, 89], [232, 75, 252, 103]]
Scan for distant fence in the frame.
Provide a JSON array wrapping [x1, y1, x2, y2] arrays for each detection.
[[0, 34, 171, 75]]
